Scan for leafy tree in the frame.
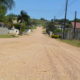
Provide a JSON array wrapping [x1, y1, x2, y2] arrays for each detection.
[[0, 6, 6, 17], [3, 14, 17, 28], [0, 6, 7, 22], [7, 14, 17, 23], [30, 18, 47, 26], [0, 0, 15, 22], [54, 19, 72, 28], [71, 18, 80, 22], [0, 0, 14, 10], [17, 10, 31, 34], [7, 14, 17, 18], [40, 18, 46, 21], [46, 20, 56, 33]]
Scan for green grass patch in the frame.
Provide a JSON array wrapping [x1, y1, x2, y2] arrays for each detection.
[[0, 35, 17, 38], [60, 39, 80, 47]]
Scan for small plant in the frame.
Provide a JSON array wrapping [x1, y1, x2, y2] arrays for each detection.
[[51, 34, 61, 38]]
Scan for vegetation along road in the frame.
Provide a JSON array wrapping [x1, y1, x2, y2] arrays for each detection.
[[0, 27, 80, 80]]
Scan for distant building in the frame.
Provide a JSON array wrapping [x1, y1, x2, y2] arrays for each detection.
[[72, 22, 80, 29]]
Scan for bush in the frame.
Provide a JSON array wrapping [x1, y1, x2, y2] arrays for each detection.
[[51, 35, 61, 38], [14, 24, 21, 30], [54, 29, 62, 33], [14, 23, 27, 34]]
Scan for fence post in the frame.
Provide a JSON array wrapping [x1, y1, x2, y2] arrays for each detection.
[[73, 11, 77, 39]]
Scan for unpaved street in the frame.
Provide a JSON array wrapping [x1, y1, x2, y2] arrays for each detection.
[[0, 27, 80, 80]]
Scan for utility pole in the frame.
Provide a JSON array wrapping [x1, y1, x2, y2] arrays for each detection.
[[63, 0, 68, 39], [73, 11, 77, 39], [54, 16, 56, 21]]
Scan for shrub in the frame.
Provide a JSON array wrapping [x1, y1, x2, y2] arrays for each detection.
[[51, 34, 61, 38], [14, 24, 21, 30], [54, 29, 62, 33]]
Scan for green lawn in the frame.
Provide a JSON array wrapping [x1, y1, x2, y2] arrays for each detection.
[[0, 35, 16, 38], [60, 40, 80, 47]]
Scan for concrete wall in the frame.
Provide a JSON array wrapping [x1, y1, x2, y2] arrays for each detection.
[[0, 27, 9, 35], [9, 29, 19, 35]]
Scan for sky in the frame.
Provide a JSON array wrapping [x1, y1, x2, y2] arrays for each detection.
[[7, 0, 80, 20]]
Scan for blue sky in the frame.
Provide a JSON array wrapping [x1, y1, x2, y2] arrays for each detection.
[[7, 0, 80, 20]]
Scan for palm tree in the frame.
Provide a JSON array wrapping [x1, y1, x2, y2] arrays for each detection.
[[17, 10, 31, 34], [0, 0, 14, 10], [17, 10, 30, 25]]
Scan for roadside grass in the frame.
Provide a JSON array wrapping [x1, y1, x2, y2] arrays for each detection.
[[0, 35, 17, 38], [60, 39, 80, 47]]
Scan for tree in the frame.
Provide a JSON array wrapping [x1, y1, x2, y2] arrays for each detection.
[[0, 0, 14, 10], [40, 18, 46, 21], [0, 6, 7, 21], [0, 0, 15, 22], [17, 10, 30, 25], [7, 14, 17, 23], [4, 14, 17, 28], [46, 20, 56, 34], [17, 10, 31, 34], [0, 6, 6, 16]]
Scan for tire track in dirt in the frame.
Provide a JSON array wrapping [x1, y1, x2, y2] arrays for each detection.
[[56, 47, 80, 80], [44, 45, 80, 80], [44, 46, 72, 80], [0, 27, 80, 80]]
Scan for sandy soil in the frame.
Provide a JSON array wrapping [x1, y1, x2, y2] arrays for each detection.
[[0, 27, 80, 80]]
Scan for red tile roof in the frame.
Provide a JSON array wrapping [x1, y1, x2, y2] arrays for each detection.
[[72, 22, 80, 28]]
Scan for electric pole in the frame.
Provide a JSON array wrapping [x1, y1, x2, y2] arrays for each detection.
[[63, 0, 68, 39], [54, 16, 56, 21], [73, 11, 77, 39]]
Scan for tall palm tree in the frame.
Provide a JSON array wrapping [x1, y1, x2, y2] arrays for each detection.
[[17, 10, 30, 25], [0, 0, 14, 10]]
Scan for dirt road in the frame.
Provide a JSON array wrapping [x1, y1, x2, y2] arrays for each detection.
[[0, 27, 80, 80]]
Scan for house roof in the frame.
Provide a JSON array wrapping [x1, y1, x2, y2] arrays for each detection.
[[72, 22, 80, 28]]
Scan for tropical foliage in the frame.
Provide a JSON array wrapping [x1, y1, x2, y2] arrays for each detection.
[[17, 10, 30, 25], [0, 0, 14, 10], [0, 0, 14, 22], [46, 19, 56, 34]]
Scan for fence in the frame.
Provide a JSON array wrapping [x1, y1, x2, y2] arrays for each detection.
[[0, 27, 9, 35], [60, 28, 80, 40]]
